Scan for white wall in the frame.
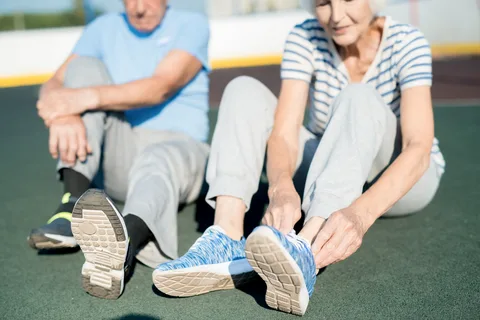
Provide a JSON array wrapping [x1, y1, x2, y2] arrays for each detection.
[[0, 0, 479, 80]]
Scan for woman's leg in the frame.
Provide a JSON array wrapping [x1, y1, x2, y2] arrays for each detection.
[[153, 76, 316, 297], [299, 84, 398, 241], [205, 76, 279, 239]]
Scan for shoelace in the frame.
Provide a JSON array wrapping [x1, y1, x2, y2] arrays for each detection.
[[286, 230, 311, 250]]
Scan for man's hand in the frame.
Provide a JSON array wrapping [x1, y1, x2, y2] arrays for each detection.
[[263, 182, 302, 234], [37, 88, 99, 124], [311, 206, 372, 269], [49, 115, 92, 167]]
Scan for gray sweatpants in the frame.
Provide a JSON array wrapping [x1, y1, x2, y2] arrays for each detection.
[[206, 76, 441, 221], [58, 57, 209, 267]]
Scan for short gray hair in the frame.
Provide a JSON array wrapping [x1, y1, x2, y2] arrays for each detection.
[[300, 0, 387, 15]]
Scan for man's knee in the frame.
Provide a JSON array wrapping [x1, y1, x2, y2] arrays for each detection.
[[64, 56, 113, 88]]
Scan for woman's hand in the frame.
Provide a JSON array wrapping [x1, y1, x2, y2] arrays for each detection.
[[311, 206, 373, 269], [263, 180, 302, 234]]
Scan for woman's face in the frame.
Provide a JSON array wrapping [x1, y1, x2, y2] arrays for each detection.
[[314, 0, 375, 46]]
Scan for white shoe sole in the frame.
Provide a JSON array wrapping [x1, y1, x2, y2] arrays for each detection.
[[245, 227, 310, 316], [153, 258, 256, 297], [28, 233, 77, 250], [71, 189, 128, 300]]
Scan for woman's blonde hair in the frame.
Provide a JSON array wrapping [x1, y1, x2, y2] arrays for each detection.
[[300, 0, 387, 15]]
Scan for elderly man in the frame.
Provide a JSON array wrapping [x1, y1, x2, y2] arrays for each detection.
[[28, 0, 210, 300]]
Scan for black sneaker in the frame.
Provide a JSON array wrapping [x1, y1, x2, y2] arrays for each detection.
[[28, 193, 79, 250], [71, 189, 132, 300]]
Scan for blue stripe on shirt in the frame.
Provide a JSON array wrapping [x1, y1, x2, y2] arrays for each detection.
[[281, 68, 312, 77], [313, 89, 336, 99], [285, 40, 312, 54], [398, 53, 432, 74], [284, 49, 312, 64], [397, 46, 431, 68], [315, 79, 342, 91], [386, 29, 416, 41], [400, 76, 432, 86]]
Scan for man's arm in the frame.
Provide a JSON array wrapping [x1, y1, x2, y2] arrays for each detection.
[[89, 49, 203, 110]]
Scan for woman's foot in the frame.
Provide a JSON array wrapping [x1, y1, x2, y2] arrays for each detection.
[[153, 225, 256, 297], [245, 226, 317, 316]]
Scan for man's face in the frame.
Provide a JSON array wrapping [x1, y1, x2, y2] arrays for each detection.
[[124, 0, 168, 33]]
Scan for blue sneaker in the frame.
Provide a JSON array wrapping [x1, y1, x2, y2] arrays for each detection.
[[153, 226, 256, 297], [245, 226, 316, 316]]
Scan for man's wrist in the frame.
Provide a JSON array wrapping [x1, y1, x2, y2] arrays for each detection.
[[84, 87, 101, 111]]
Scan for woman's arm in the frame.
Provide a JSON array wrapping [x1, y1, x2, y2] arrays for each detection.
[[263, 79, 310, 232], [353, 85, 434, 226], [310, 85, 435, 269], [267, 79, 310, 188]]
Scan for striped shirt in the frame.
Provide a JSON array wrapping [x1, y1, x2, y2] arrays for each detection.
[[281, 16, 445, 175]]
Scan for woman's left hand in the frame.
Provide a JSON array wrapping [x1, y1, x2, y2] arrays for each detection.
[[311, 206, 372, 269]]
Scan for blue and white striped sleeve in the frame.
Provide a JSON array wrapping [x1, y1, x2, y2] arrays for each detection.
[[396, 29, 433, 90], [280, 25, 314, 83]]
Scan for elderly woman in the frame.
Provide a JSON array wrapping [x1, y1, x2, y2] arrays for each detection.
[[153, 0, 445, 316]]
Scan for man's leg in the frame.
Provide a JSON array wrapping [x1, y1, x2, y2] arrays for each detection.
[[28, 57, 112, 250], [153, 76, 316, 298], [124, 131, 209, 261]]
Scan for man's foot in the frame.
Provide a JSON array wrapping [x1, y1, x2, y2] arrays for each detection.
[[245, 226, 316, 316], [153, 226, 256, 297], [71, 189, 132, 300], [28, 193, 78, 250]]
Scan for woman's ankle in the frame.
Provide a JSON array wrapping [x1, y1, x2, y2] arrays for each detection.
[[214, 196, 246, 240]]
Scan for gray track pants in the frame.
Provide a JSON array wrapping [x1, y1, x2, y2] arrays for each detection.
[[205, 76, 441, 221], [58, 57, 209, 267]]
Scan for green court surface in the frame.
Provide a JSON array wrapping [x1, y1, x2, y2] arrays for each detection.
[[1, 86, 479, 320]]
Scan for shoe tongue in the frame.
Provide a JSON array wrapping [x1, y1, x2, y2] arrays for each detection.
[[206, 225, 245, 242], [286, 230, 312, 250], [207, 225, 228, 236]]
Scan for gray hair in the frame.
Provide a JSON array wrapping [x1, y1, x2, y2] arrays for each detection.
[[300, 0, 387, 15]]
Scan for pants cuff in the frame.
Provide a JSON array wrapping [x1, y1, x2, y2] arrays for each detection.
[[206, 175, 255, 211]]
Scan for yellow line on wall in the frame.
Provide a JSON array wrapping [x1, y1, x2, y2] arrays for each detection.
[[1, 43, 479, 88]]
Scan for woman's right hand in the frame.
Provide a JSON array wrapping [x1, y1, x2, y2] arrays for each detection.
[[263, 179, 302, 234]]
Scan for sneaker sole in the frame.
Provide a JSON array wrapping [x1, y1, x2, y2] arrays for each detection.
[[152, 259, 256, 297], [71, 189, 128, 300], [27, 233, 77, 250], [245, 227, 309, 316]]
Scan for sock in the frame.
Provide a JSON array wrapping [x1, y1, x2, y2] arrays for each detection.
[[62, 168, 90, 198], [124, 214, 153, 257]]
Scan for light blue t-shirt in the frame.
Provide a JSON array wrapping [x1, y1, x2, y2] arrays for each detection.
[[72, 7, 210, 142]]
